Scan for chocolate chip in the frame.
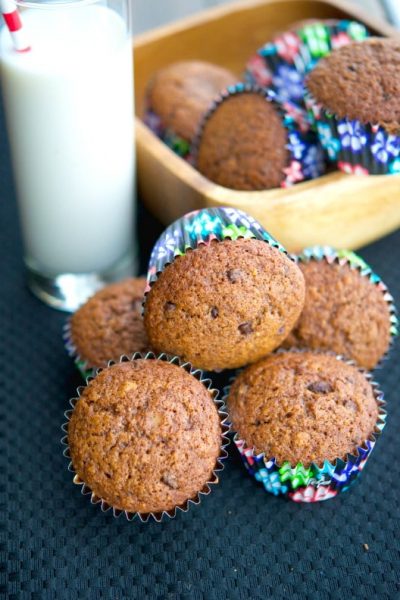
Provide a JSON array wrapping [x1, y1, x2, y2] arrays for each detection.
[[238, 322, 253, 335], [348, 64, 356, 72], [210, 307, 219, 319], [227, 269, 242, 283], [164, 301, 176, 312], [161, 474, 178, 489], [278, 326, 285, 335], [253, 418, 270, 426], [307, 381, 333, 394]]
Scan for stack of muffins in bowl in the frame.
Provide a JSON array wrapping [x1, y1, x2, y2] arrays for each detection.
[[142, 19, 400, 188], [63, 206, 397, 519]]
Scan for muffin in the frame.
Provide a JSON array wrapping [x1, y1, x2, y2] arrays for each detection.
[[66, 356, 227, 519], [227, 351, 386, 502], [306, 38, 400, 174], [144, 60, 238, 157], [245, 20, 369, 106], [283, 248, 396, 369], [68, 278, 149, 373], [145, 232, 305, 371], [194, 84, 324, 190]]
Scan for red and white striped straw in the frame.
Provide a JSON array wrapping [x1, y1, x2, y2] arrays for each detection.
[[1, 0, 30, 52]]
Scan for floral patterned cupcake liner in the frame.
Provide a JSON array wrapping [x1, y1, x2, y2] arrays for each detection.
[[146, 206, 290, 291], [245, 20, 369, 107], [191, 83, 325, 187], [296, 246, 398, 368], [61, 352, 230, 523], [143, 109, 192, 159], [63, 320, 95, 380], [305, 91, 400, 175], [224, 351, 387, 503]]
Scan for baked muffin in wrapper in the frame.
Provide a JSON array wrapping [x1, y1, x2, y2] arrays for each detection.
[[297, 245, 398, 367], [62, 278, 150, 381], [61, 352, 230, 523], [146, 206, 289, 290], [305, 91, 400, 175], [225, 352, 387, 503], [191, 83, 325, 187], [245, 20, 369, 106], [143, 62, 237, 160]]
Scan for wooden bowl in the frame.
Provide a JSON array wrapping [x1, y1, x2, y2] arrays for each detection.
[[134, 0, 400, 252]]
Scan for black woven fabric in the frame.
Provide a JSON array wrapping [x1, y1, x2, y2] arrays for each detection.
[[1, 96, 400, 599]]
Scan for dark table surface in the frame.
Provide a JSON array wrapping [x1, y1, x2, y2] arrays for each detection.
[[1, 91, 400, 599]]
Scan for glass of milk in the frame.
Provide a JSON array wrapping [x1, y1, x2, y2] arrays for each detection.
[[0, 0, 136, 311]]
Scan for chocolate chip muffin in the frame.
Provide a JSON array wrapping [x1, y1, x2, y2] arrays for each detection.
[[70, 278, 149, 369], [283, 257, 393, 369], [195, 89, 289, 190], [146, 60, 238, 144], [228, 351, 379, 466], [68, 359, 222, 515], [144, 238, 305, 371], [306, 38, 400, 134]]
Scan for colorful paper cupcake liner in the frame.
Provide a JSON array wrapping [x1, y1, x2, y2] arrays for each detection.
[[191, 83, 325, 188], [143, 109, 192, 159], [245, 20, 369, 107], [63, 320, 95, 381], [224, 350, 387, 503], [305, 92, 400, 175], [146, 206, 290, 290], [61, 352, 230, 523], [297, 246, 398, 367]]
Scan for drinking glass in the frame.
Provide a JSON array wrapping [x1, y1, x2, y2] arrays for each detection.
[[0, 0, 136, 311]]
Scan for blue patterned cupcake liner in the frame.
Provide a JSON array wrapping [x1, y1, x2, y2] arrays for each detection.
[[245, 20, 369, 107], [191, 83, 325, 188], [146, 206, 289, 290], [143, 109, 192, 160], [296, 246, 398, 368], [305, 92, 400, 175], [224, 350, 387, 503], [61, 352, 230, 523]]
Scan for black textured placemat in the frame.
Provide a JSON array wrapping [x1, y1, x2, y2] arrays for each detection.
[[1, 96, 400, 599]]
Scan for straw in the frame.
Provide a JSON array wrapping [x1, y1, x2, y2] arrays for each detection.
[[1, 0, 30, 52]]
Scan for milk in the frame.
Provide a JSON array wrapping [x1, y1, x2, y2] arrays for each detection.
[[0, 4, 134, 277]]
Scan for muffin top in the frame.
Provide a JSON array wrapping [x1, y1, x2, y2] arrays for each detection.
[[147, 60, 237, 141], [196, 91, 289, 190], [306, 38, 400, 134], [228, 351, 379, 466], [68, 359, 221, 514], [70, 278, 149, 369], [144, 238, 305, 371], [283, 259, 392, 370]]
